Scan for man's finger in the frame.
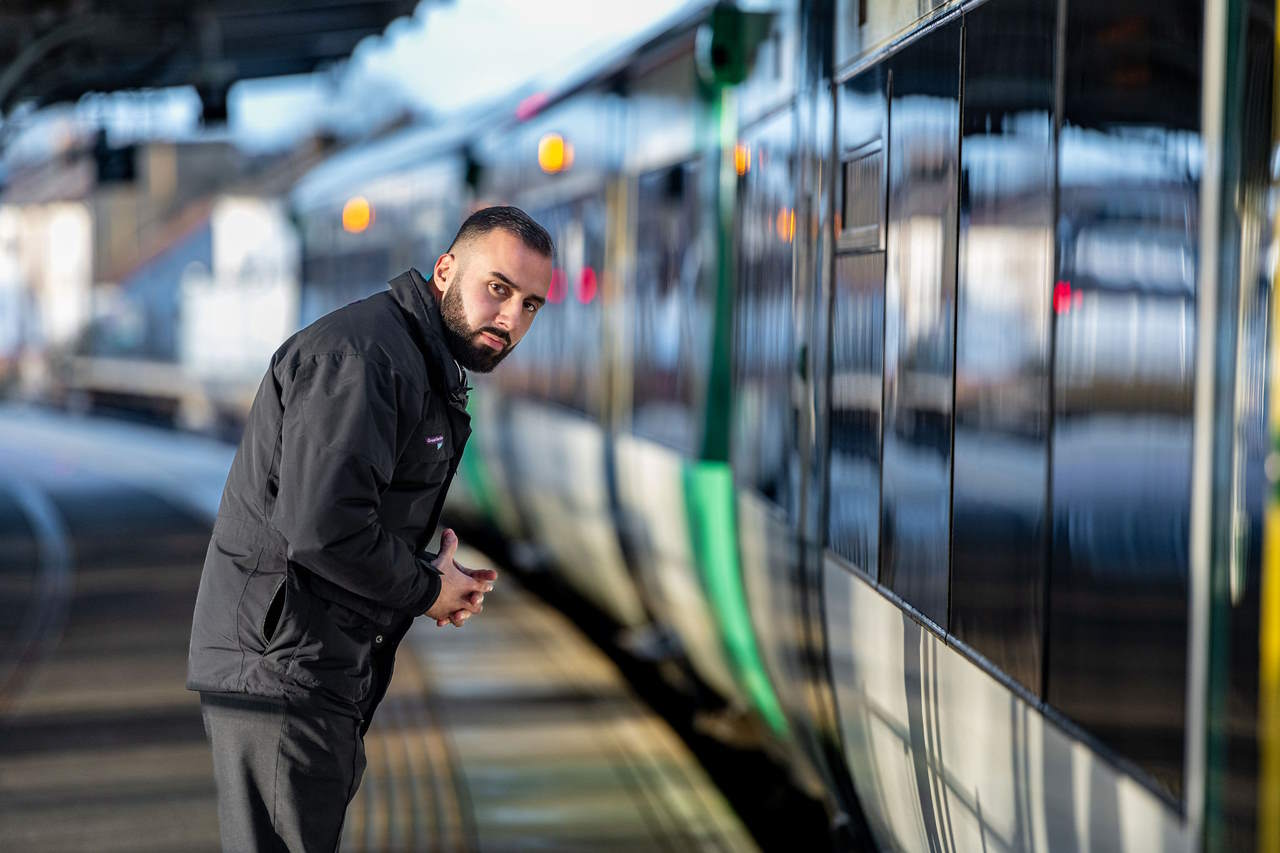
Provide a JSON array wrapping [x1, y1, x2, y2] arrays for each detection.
[[454, 561, 497, 588], [437, 528, 459, 565]]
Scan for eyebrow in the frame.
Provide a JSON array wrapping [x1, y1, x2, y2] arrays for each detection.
[[491, 271, 545, 306]]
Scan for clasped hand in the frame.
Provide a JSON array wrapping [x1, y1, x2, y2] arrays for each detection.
[[424, 528, 496, 628]]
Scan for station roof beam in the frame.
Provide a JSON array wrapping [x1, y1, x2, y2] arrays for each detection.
[[0, 0, 430, 121]]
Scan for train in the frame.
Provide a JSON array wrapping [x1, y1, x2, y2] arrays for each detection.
[[288, 1, 1276, 850]]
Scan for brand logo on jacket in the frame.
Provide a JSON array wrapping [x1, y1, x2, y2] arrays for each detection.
[[426, 434, 445, 450]]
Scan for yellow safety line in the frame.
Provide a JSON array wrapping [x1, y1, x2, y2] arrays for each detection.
[[1259, 6, 1280, 847]]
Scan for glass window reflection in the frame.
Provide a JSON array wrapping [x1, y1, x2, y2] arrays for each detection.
[[1046, 0, 1202, 803], [829, 252, 885, 576], [950, 0, 1054, 696], [829, 61, 889, 578], [630, 161, 710, 454], [878, 21, 961, 628], [501, 193, 607, 416], [733, 109, 799, 513]]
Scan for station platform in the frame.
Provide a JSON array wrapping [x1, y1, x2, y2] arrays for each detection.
[[0, 405, 759, 852], [347, 546, 758, 853]]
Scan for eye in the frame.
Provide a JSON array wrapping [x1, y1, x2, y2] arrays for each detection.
[[489, 281, 508, 297], [524, 300, 540, 314]]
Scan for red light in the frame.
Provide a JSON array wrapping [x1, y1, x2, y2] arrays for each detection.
[[516, 92, 549, 121], [577, 267, 597, 303], [1053, 280, 1072, 314], [548, 268, 567, 303]]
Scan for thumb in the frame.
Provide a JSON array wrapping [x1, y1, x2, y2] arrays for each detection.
[[437, 528, 458, 565]]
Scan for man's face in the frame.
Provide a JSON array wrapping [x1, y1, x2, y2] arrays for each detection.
[[433, 228, 552, 373]]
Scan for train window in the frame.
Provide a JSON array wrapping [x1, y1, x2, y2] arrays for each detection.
[[950, 0, 1055, 695], [1045, 0, 1201, 802], [300, 246, 391, 326], [828, 61, 888, 576], [630, 160, 710, 455], [502, 193, 606, 417], [877, 20, 961, 628], [838, 141, 884, 253], [732, 109, 799, 512], [828, 252, 885, 575]]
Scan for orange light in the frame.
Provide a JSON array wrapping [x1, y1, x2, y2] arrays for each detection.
[[538, 133, 573, 174], [775, 207, 796, 243], [342, 196, 372, 233], [734, 143, 751, 176]]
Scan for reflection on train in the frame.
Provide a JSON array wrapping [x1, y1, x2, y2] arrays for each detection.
[[290, 1, 1274, 850]]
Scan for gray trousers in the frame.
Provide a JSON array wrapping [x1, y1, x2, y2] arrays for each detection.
[[200, 693, 367, 853]]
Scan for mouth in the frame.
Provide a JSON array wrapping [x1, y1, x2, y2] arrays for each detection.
[[476, 331, 506, 351]]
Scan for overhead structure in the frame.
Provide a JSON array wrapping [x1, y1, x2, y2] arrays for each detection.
[[0, 0, 429, 120]]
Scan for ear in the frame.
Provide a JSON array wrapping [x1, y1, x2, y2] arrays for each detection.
[[433, 252, 456, 292]]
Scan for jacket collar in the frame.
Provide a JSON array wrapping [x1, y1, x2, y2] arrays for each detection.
[[388, 267, 468, 401]]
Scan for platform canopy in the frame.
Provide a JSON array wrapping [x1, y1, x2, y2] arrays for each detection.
[[0, 0, 431, 119]]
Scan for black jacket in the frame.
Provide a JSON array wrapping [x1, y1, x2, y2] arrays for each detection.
[[187, 268, 471, 721]]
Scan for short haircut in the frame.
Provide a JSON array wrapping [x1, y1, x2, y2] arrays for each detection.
[[448, 205, 554, 258]]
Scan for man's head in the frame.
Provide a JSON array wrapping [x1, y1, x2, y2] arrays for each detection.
[[432, 206, 553, 373]]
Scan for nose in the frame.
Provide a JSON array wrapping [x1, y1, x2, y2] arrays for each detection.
[[494, 302, 520, 332]]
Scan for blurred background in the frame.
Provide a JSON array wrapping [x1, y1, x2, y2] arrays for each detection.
[[0, 0, 689, 429]]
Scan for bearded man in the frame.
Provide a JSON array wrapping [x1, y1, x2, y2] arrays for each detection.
[[187, 206, 553, 852]]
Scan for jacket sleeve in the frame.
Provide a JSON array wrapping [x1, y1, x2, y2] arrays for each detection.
[[270, 352, 441, 615]]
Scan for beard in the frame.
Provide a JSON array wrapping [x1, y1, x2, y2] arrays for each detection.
[[438, 282, 513, 373]]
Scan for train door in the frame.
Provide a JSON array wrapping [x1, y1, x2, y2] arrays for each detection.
[[731, 103, 812, 738], [611, 152, 760, 706], [731, 73, 865, 827], [499, 191, 650, 630]]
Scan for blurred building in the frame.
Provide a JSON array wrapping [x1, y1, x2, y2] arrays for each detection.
[[0, 134, 329, 431]]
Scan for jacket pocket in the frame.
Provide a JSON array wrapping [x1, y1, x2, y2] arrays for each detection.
[[262, 578, 286, 644], [396, 415, 453, 488], [282, 561, 374, 704], [235, 545, 287, 655]]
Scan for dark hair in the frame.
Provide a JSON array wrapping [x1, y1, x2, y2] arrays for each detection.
[[448, 205, 554, 258]]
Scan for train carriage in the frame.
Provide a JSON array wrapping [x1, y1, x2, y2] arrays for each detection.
[[290, 0, 1278, 848]]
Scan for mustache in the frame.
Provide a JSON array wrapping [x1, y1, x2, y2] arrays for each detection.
[[476, 327, 511, 346]]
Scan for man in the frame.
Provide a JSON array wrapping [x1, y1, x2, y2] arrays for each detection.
[[187, 206, 554, 852]]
